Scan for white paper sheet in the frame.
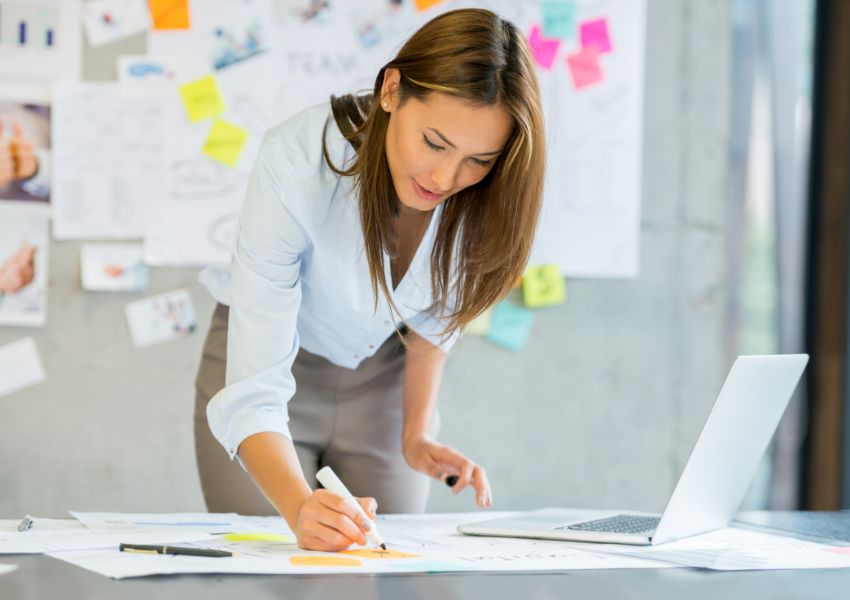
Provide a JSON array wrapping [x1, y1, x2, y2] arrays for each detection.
[[0, 203, 48, 326], [70, 512, 242, 532], [0, 338, 45, 398], [0, 518, 84, 533], [51, 83, 175, 240], [49, 512, 669, 578], [0, 516, 215, 554], [0, 0, 81, 102], [571, 527, 850, 571]]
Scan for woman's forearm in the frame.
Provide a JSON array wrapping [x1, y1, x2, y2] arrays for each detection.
[[237, 431, 312, 531], [402, 331, 447, 443]]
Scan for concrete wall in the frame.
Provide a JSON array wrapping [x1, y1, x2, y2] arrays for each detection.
[[0, 0, 732, 517]]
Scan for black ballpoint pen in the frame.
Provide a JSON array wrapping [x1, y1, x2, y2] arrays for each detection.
[[119, 543, 234, 557]]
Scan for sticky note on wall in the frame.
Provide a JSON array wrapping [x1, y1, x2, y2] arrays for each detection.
[[179, 75, 225, 122], [528, 24, 561, 70], [522, 264, 566, 308], [579, 18, 613, 53], [486, 301, 534, 352], [542, 1, 576, 39], [464, 307, 493, 336], [414, 0, 446, 11], [148, 0, 190, 30], [567, 47, 604, 90], [202, 119, 248, 167]]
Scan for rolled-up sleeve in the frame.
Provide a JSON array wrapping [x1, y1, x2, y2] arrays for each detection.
[[407, 284, 462, 354], [206, 136, 309, 461]]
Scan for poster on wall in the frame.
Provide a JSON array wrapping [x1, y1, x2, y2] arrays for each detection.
[[0, 202, 48, 327], [0, 101, 51, 204], [139, 0, 645, 277]]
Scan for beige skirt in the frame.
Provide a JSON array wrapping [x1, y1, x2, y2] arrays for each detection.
[[193, 303, 433, 515]]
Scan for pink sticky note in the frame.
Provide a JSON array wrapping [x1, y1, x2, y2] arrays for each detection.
[[580, 18, 612, 53], [566, 47, 603, 90], [527, 24, 561, 70]]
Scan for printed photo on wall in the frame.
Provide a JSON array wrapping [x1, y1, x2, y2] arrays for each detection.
[[0, 102, 51, 204], [124, 289, 197, 347], [0, 202, 48, 327]]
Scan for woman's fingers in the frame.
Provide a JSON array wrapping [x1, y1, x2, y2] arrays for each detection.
[[300, 521, 357, 552], [314, 489, 372, 542], [356, 496, 378, 521], [471, 465, 492, 508]]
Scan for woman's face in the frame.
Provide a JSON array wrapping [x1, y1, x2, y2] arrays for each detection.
[[382, 71, 514, 213]]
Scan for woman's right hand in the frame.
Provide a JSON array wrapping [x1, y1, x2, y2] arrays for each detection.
[[294, 489, 378, 551]]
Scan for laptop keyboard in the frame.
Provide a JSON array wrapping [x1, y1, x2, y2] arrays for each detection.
[[557, 514, 660, 535]]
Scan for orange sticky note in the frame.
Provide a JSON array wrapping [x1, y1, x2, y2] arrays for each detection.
[[414, 0, 446, 11], [341, 548, 421, 559], [148, 0, 190, 30], [289, 555, 362, 567]]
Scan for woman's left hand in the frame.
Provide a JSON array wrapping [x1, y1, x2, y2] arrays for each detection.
[[402, 433, 492, 508]]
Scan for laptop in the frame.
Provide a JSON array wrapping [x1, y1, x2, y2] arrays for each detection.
[[458, 354, 809, 546]]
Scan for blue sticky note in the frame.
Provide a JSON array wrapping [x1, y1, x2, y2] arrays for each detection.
[[542, 0, 576, 39], [486, 301, 534, 352]]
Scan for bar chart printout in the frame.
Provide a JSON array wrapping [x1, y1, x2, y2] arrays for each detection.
[[0, 1, 59, 49]]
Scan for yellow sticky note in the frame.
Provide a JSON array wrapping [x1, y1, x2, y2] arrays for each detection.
[[289, 555, 362, 567], [341, 548, 421, 559], [203, 119, 248, 167], [464, 307, 493, 336], [522, 264, 566, 308], [179, 75, 225, 123], [223, 533, 295, 543], [148, 0, 190, 30], [414, 0, 446, 11]]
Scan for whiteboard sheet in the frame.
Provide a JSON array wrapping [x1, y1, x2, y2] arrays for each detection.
[[142, 0, 644, 275]]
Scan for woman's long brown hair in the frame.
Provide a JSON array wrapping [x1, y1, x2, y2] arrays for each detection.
[[323, 8, 545, 341]]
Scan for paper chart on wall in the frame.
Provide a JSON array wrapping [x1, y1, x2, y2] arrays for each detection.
[[50, 512, 670, 578], [51, 83, 175, 240], [0, 0, 82, 102]]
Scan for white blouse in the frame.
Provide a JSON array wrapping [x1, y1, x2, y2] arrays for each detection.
[[200, 103, 460, 460]]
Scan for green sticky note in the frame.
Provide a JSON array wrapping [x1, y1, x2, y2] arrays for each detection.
[[223, 533, 295, 543], [464, 307, 493, 336], [486, 301, 534, 352], [542, 0, 576, 39], [179, 75, 225, 122], [203, 119, 249, 167], [522, 264, 565, 308]]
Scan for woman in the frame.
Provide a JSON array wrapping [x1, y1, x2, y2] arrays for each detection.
[[195, 8, 545, 552]]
